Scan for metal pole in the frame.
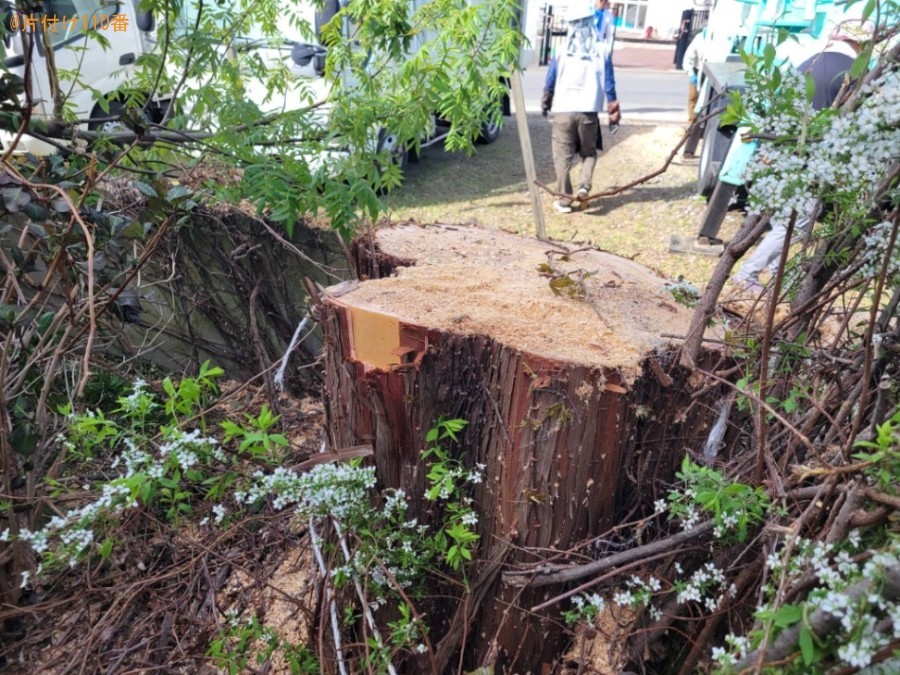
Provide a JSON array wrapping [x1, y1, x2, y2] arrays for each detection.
[[510, 69, 547, 240]]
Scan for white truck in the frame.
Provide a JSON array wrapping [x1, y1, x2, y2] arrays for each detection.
[[1, 0, 170, 153], [0, 0, 506, 159]]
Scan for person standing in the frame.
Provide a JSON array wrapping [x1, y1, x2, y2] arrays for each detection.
[[684, 29, 706, 127], [732, 20, 873, 292], [541, 0, 621, 214]]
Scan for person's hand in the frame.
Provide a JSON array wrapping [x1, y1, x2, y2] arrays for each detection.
[[608, 100, 621, 125]]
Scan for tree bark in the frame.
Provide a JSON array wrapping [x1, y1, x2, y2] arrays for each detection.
[[317, 223, 726, 672]]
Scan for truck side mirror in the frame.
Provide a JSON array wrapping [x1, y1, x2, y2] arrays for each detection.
[[291, 43, 327, 77], [2, 4, 13, 33], [2, 5, 14, 50], [291, 43, 316, 66], [135, 10, 154, 31]]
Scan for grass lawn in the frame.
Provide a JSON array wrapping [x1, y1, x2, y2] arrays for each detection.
[[383, 114, 745, 288]]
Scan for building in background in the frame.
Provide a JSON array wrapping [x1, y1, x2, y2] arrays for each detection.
[[522, 1, 710, 66]]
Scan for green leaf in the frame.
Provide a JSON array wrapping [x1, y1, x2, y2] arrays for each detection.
[[772, 603, 802, 628], [116, 220, 147, 240], [799, 624, 814, 664], [132, 180, 158, 198], [167, 185, 191, 201], [850, 49, 871, 79], [861, 0, 877, 21], [763, 43, 776, 69], [805, 73, 816, 104]]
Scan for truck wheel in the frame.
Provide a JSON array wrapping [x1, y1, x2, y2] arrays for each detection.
[[375, 129, 407, 192], [476, 118, 501, 144], [88, 99, 160, 135], [697, 115, 736, 198], [88, 100, 129, 134]]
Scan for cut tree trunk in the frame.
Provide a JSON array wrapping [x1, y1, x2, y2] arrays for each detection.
[[317, 223, 726, 673]]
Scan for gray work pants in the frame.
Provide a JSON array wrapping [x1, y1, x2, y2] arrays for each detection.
[[551, 112, 599, 202], [735, 199, 819, 283]]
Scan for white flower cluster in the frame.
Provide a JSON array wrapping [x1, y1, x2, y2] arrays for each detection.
[[119, 378, 155, 414], [678, 488, 702, 530], [381, 489, 407, 518], [432, 462, 485, 500], [745, 72, 900, 237], [613, 574, 661, 608], [331, 513, 429, 601], [711, 634, 750, 667], [860, 220, 900, 282], [564, 592, 607, 625], [805, 546, 900, 668], [469, 464, 486, 485], [158, 428, 218, 472], [573, 592, 605, 614], [713, 510, 742, 539], [676, 561, 734, 612], [108, 428, 216, 478], [236, 463, 377, 519], [715, 538, 900, 669], [110, 437, 153, 476], [19, 483, 134, 567]]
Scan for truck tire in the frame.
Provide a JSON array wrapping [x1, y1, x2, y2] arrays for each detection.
[[375, 129, 407, 192], [697, 114, 737, 199], [476, 118, 501, 144], [88, 100, 129, 134]]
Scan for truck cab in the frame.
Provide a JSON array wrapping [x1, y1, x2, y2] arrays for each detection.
[[1, 0, 166, 153]]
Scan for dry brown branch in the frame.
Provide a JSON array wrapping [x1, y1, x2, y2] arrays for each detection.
[[503, 522, 715, 590]]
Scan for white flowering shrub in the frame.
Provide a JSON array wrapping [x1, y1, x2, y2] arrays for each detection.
[[558, 6, 900, 670], [11, 371, 223, 576], [712, 538, 900, 672], [723, 29, 900, 292], [6, 360, 487, 669], [562, 592, 606, 625], [208, 611, 319, 674], [668, 456, 769, 542]]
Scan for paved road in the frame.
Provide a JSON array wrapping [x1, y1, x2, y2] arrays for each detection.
[[518, 44, 690, 124]]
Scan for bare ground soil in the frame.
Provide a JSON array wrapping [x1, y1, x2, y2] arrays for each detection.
[[384, 115, 745, 286]]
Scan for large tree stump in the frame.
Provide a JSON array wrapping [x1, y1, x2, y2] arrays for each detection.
[[318, 223, 724, 672]]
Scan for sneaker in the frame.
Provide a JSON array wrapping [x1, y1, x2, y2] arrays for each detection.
[[553, 200, 573, 214], [576, 188, 590, 201], [668, 235, 724, 257], [732, 276, 764, 295]]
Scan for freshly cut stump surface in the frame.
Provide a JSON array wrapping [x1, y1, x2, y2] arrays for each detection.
[[341, 223, 695, 379], [319, 223, 723, 671]]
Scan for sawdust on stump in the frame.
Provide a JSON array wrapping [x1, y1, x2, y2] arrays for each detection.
[[343, 222, 697, 381]]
